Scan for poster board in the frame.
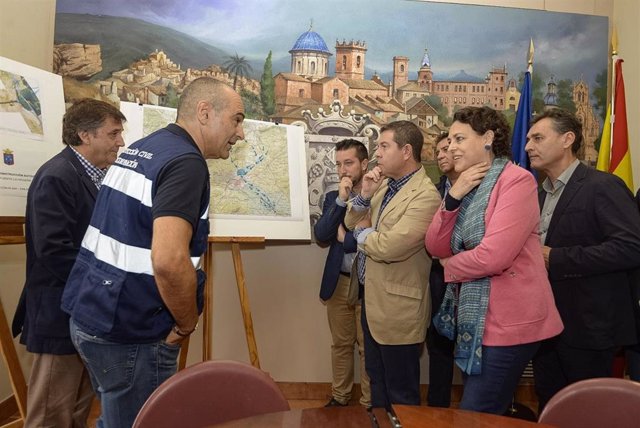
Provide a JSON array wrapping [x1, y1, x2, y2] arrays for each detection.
[[0, 56, 65, 216], [119, 102, 310, 240]]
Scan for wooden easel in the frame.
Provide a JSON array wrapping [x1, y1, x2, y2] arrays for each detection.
[[0, 222, 264, 417], [201, 236, 265, 368], [0, 217, 27, 428]]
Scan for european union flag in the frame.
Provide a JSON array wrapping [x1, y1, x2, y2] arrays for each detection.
[[511, 70, 533, 173]]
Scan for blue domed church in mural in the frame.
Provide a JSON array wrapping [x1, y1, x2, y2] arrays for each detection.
[[289, 24, 332, 79]]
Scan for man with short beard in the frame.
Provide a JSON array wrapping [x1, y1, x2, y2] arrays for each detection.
[[314, 139, 371, 408]]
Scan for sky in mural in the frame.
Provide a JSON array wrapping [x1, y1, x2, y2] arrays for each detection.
[[56, 0, 608, 87]]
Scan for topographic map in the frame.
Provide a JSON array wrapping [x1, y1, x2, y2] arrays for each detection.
[[209, 120, 291, 217], [119, 102, 308, 238], [137, 106, 292, 218], [143, 105, 176, 136]]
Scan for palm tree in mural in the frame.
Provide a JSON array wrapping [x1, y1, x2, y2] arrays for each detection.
[[223, 53, 253, 90]]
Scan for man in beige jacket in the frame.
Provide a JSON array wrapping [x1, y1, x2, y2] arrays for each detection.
[[346, 120, 440, 409]]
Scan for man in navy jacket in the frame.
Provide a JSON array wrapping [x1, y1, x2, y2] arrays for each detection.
[[12, 99, 126, 427], [426, 133, 457, 407], [314, 139, 370, 407]]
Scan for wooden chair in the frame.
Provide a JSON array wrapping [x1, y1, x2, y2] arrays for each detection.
[[132, 360, 289, 428], [538, 377, 640, 428]]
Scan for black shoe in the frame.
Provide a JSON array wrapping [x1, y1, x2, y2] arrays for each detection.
[[325, 398, 348, 407]]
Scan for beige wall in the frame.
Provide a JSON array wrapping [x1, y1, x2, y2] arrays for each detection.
[[3, 0, 639, 402], [0, 0, 56, 72]]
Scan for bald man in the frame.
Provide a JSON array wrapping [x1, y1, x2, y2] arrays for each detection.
[[62, 78, 245, 428]]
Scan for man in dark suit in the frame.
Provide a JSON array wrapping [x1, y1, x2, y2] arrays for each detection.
[[12, 99, 126, 427], [525, 108, 640, 411], [426, 133, 457, 407], [628, 190, 640, 381], [314, 139, 370, 407]]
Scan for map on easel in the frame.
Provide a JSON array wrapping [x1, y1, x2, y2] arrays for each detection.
[[120, 102, 310, 240], [0, 56, 65, 217], [209, 120, 292, 218]]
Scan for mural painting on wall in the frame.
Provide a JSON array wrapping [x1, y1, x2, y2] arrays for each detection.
[[54, 0, 609, 233]]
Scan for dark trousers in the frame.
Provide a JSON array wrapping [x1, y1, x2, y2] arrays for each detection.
[[532, 337, 616, 413], [361, 302, 422, 409], [426, 262, 455, 407], [627, 344, 640, 381]]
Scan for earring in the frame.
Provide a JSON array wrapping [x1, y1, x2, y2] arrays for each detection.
[[484, 144, 492, 151]]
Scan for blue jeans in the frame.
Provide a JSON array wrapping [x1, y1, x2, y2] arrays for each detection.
[[69, 319, 180, 428], [460, 342, 540, 414]]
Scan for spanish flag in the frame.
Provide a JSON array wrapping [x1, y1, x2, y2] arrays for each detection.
[[596, 58, 633, 191]]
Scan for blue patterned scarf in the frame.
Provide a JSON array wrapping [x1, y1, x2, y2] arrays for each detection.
[[433, 157, 509, 375]]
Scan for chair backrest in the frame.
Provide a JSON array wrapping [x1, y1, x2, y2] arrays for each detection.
[[538, 377, 640, 428], [132, 360, 290, 428]]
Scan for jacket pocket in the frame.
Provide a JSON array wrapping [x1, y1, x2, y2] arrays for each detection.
[[72, 261, 126, 333], [384, 282, 423, 300]]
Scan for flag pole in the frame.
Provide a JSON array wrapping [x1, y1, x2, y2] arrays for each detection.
[[527, 38, 534, 75], [608, 28, 618, 170], [510, 38, 535, 172]]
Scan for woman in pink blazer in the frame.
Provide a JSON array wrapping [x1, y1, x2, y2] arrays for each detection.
[[425, 106, 563, 414]]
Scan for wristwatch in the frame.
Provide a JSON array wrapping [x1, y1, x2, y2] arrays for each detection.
[[172, 324, 197, 337]]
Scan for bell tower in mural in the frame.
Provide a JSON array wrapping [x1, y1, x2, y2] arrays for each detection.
[[392, 56, 409, 98], [335, 39, 367, 80], [417, 48, 433, 92]]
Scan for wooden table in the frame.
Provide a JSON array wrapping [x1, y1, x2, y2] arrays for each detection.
[[210, 405, 555, 427], [210, 406, 391, 427], [392, 405, 555, 427]]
